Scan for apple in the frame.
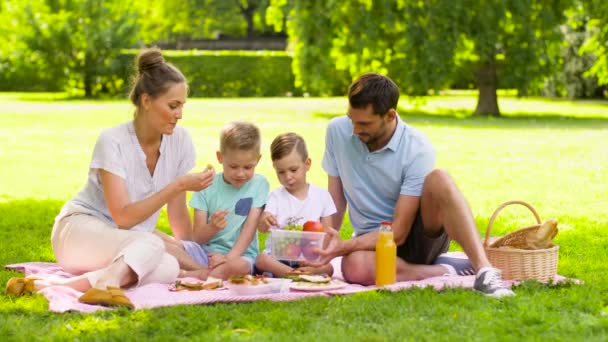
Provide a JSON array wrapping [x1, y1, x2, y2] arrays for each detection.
[[303, 221, 324, 233], [283, 243, 302, 259]]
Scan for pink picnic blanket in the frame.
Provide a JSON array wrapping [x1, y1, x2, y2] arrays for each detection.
[[5, 253, 570, 313]]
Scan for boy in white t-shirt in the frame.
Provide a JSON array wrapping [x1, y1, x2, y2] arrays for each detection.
[[256, 133, 336, 277]]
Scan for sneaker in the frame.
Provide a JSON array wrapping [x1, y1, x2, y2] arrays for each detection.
[[474, 268, 515, 298], [434, 256, 475, 276]]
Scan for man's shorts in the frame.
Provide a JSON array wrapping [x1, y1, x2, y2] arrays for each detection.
[[396, 210, 450, 265]]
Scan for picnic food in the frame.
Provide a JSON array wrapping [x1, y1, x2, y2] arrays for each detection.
[[288, 274, 348, 291], [285, 270, 312, 277], [490, 218, 558, 250], [301, 242, 319, 260], [303, 221, 324, 233], [206, 164, 213, 172], [172, 277, 224, 291], [271, 229, 325, 261], [228, 275, 269, 285], [286, 274, 331, 284]]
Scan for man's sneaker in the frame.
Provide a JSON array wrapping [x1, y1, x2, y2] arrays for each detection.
[[434, 256, 475, 276], [474, 268, 515, 298]]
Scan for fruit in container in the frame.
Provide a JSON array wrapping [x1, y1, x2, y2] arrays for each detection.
[[283, 243, 302, 259], [303, 221, 324, 233]]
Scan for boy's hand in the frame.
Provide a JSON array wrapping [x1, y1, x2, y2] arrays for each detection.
[[208, 253, 226, 269], [209, 209, 229, 231], [258, 212, 278, 232], [179, 166, 215, 192]]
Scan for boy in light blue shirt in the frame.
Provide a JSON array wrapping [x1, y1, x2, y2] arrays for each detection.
[[188, 121, 269, 279]]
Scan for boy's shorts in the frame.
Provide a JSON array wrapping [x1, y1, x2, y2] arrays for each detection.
[[182, 240, 255, 275], [241, 256, 255, 275], [181, 240, 209, 266], [396, 210, 450, 265]]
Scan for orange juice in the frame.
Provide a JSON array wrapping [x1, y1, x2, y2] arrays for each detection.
[[375, 222, 396, 286]]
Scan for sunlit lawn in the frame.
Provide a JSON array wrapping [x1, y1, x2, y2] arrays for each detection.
[[1, 93, 607, 340]]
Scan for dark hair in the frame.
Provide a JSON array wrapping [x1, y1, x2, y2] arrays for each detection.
[[220, 121, 261, 154], [128, 47, 186, 113], [348, 73, 399, 116], [270, 132, 308, 161]]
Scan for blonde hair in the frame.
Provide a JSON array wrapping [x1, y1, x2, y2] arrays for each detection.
[[220, 121, 261, 154], [128, 47, 187, 116], [270, 132, 308, 161]]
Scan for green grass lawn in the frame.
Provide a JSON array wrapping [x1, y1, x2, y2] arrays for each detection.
[[1, 93, 607, 340]]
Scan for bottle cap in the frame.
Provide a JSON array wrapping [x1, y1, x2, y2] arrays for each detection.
[[380, 221, 392, 225]]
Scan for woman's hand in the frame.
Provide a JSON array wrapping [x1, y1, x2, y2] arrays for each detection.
[[178, 167, 215, 192], [258, 212, 278, 233]]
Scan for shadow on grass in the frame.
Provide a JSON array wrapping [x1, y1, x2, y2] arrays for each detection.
[[314, 108, 608, 130]]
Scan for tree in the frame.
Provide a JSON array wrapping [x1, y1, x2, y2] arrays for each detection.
[[137, 0, 276, 44], [19, 0, 139, 97], [269, 0, 570, 116], [580, 0, 608, 87]]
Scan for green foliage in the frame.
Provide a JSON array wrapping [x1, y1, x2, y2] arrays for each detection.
[[271, 0, 573, 113], [543, 6, 607, 98], [580, 0, 608, 86], [119, 50, 300, 97], [136, 0, 277, 43], [0, 1, 61, 92], [1, 95, 608, 339], [14, 0, 139, 97]]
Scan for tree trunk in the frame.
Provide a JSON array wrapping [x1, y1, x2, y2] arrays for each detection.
[[83, 53, 93, 98], [236, 0, 257, 39], [244, 10, 255, 39], [474, 60, 500, 117]]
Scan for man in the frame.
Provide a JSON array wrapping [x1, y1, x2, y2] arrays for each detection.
[[317, 73, 514, 298]]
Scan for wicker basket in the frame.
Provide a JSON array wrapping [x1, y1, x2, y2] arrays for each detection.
[[483, 200, 559, 281]]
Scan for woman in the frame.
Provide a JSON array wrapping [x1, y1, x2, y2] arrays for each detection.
[[6, 48, 214, 308]]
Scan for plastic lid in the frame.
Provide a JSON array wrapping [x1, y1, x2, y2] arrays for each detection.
[[380, 221, 392, 225]]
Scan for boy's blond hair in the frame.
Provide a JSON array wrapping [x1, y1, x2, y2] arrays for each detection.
[[220, 121, 261, 154]]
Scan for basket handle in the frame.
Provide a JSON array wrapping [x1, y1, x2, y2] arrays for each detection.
[[483, 200, 541, 247]]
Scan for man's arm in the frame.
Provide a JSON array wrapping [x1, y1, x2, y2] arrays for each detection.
[[392, 195, 420, 246], [328, 175, 346, 231]]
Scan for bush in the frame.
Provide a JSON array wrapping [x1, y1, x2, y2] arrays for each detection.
[[118, 50, 302, 97]]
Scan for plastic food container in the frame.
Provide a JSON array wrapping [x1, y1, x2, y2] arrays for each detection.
[[270, 229, 326, 262]]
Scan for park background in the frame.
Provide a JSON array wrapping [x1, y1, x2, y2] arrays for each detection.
[[1, 1, 607, 340]]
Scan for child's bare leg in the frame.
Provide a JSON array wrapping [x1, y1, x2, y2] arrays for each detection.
[[154, 230, 205, 271], [255, 254, 294, 277], [209, 258, 250, 280]]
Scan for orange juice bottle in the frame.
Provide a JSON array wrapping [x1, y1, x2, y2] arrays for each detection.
[[375, 221, 396, 286]]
